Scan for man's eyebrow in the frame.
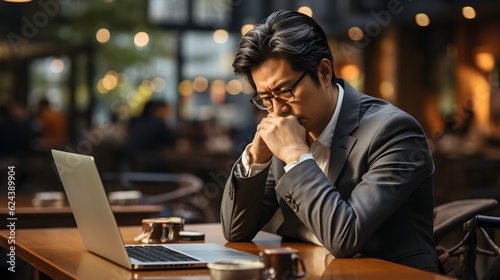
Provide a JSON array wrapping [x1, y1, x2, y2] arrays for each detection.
[[256, 79, 293, 95]]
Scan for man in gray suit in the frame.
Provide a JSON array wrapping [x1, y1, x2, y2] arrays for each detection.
[[221, 10, 440, 273]]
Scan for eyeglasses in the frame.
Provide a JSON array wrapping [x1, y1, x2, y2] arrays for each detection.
[[250, 72, 307, 110]]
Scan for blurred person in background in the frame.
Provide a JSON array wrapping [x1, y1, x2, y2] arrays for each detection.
[[127, 99, 177, 172], [36, 98, 68, 149], [88, 108, 130, 173], [0, 102, 36, 157], [221, 10, 440, 273]]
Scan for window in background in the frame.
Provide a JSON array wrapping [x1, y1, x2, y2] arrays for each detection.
[[148, 0, 189, 25], [179, 30, 253, 128], [192, 0, 232, 27], [28, 56, 71, 113]]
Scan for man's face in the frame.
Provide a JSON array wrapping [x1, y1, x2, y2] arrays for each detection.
[[250, 57, 335, 138]]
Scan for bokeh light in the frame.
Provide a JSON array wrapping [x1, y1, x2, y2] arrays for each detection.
[[152, 77, 166, 92], [242, 80, 254, 94], [50, 58, 64, 73], [241, 24, 254, 36], [210, 79, 226, 104], [379, 80, 395, 101], [340, 64, 360, 81], [348, 27, 364, 41], [298, 6, 313, 17], [226, 79, 243, 95], [134, 32, 150, 48], [415, 13, 430, 27], [96, 28, 110, 43], [213, 29, 229, 44], [193, 76, 209, 92], [97, 79, 108, 94], [179, 80, 194, 96], [102, 71, 119, 91], [475, 52, 495, 72], [462, 6, 476, 19]]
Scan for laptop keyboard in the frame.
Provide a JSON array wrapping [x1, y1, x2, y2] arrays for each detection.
[[126, 246, 200, 263]]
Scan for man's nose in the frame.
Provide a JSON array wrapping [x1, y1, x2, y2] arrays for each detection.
[[271, 99, 289, 116]]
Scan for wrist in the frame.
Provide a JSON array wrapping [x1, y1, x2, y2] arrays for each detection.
[[247, 144, 272, 164], [284, 147, 310, 165], [284, 153, 313, 173]]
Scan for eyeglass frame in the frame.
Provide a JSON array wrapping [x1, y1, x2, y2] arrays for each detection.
[[250, 72, 308, 110]]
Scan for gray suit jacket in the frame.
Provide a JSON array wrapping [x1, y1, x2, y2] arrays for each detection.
[[221, 78, 439, 272]]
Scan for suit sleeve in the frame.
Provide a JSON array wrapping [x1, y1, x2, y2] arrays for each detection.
[[220, 156, 280, 241], [274, 112, 434, 257]]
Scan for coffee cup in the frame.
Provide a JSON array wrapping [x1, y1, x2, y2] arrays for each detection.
[[208, 260, 265, 280], [259, 247, 306, 279], [134, 217, 185, 243]]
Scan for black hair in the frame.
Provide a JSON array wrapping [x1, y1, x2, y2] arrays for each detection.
[[232, 10, 336, 90]]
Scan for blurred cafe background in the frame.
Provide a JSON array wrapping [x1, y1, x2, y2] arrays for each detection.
[[1, 0, 500, 225]]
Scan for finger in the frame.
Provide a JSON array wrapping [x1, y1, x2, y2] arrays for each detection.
[[257, 117, 276, 131], [284, 114, 298, 121]]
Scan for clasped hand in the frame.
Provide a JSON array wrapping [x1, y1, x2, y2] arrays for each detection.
[[248, 113, 309, 165]]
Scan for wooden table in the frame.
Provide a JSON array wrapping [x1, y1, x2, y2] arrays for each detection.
[[0, 223, 452, 279], [0, 193, 163, 228]]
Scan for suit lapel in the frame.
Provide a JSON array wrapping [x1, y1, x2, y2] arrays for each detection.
[[328, 131, 357, 186], [328, 78, 360, 186]]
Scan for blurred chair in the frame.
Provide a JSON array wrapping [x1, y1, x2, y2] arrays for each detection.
[[101, 172, 212, 222], [434, 199, 500, 279], [462, 215, 500, 280]]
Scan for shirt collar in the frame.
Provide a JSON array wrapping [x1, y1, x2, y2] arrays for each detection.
[[315, 83, 344, 150]]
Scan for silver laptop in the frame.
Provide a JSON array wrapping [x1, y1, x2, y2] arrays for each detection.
[[51, 149, 259, 270]]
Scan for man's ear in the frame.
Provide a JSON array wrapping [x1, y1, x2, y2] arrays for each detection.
[[318, 58, 332, 86]]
